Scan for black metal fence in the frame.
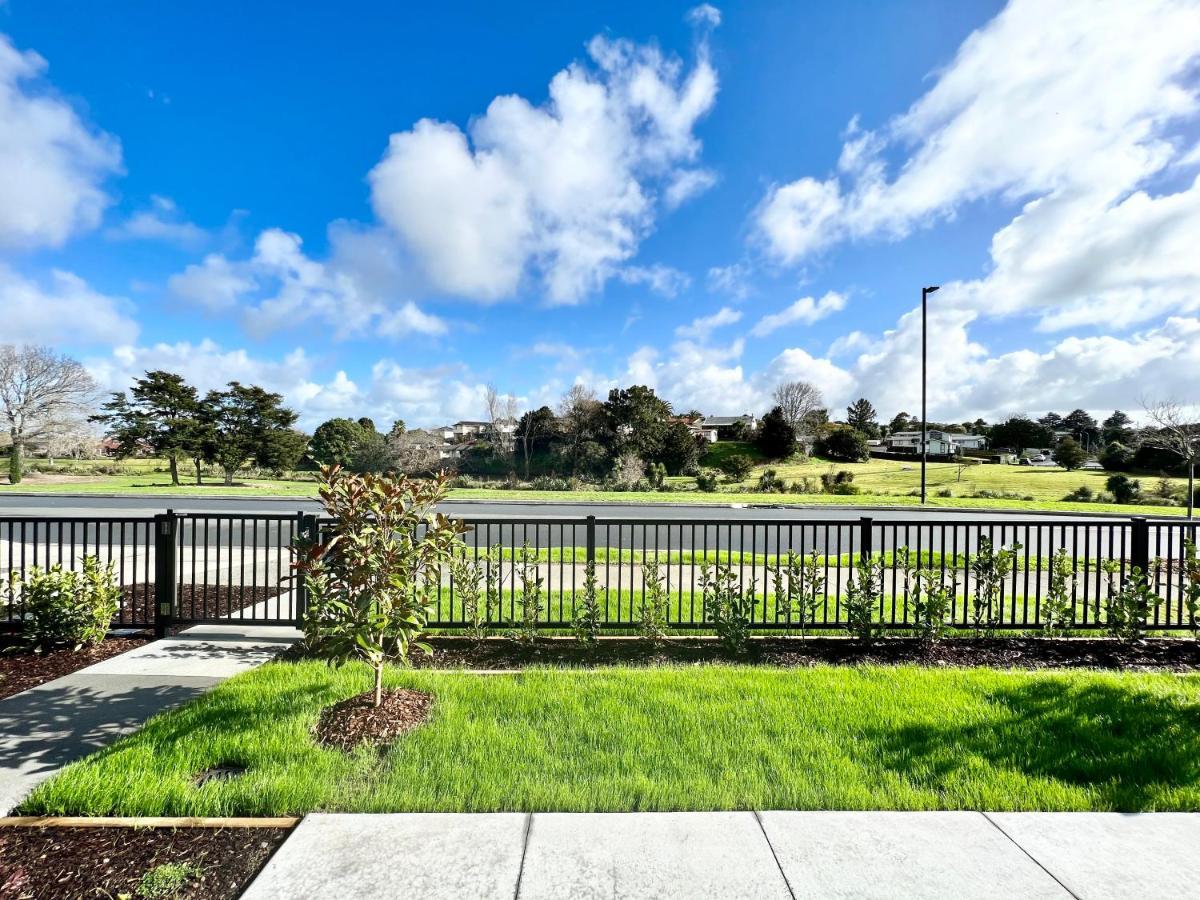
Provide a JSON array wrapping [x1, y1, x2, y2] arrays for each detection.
[[1, 512, 1197, 634]]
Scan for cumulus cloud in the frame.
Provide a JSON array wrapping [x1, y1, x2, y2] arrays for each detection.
[[168, 227, 447, 340], [674, 305, 741, 340], [0, 265, 137, 346], [0, 33, 122, 248], [749, 291, 845, 337], [106, 196, 207, 249], [616, 263, 691, 297], [368, 18, 719, 303]]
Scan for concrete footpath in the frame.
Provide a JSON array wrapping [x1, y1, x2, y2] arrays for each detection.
[[242, 810, 1200, 899], [0, 623, 298, 813]]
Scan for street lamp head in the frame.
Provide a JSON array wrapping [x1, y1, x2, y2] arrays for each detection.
[[924, 285, 940, 294]]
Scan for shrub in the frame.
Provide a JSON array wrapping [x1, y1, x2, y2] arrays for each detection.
[[1101, 560, 1162, 643], [450, 546, 501, 643], [1041, 549, 1076, 636], [609, 452, 645, 490], [814, 428, 869, 462], [572, 560, 602, 646], [935, 488, 953, 498], [914, 569, 954, 644], [1053, 437, 1087, 471], [718, 453, 754, 481], [1106, 473, 1141, 504], [137, 862, 203, 898], [1183, 539, 1200, 641], [787, 477, 817, 494], [969, 537, 1021, 633], [1099, 441, 1134, 471], [3, 556, 120, 650], [511, 542, 544, 645], [755, 406, 797, 459], [646, 462, 667, 489], [820, 470, 860, 495], [695, 470, 719, 492], [756, 468, 785, 493], [637, 558, 671, 644], [530, 475, 575, 491], [293, 466, 465, 707], [843, 555, 882, 643], [700, 563, 754, 655], [772, 549, 825, 639], [1063, 486, 1094, 502]]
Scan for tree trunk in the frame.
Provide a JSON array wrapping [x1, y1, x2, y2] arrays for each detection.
[[194, 458, 203, 485], [7, 434, 21, 484], [223, 467, 234, 487], [1189, 462, 1195, 521], [373, 662, 383, 707], [168, 453, 180, 486]]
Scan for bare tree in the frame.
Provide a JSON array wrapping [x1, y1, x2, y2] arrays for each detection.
[[558, 384, 603, 477], [0, 345, 97, 484], [1142, 399, 1200, 519], [485, 383, 519, 460], [772, 380, 824, 437], [388, 430, 445, 475]]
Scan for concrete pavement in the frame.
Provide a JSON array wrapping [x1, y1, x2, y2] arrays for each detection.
[[0, 622, 298, 813], [242, 810, 1200, 899]]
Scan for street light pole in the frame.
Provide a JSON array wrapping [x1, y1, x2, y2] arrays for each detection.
[[920, 284, 940, 504]]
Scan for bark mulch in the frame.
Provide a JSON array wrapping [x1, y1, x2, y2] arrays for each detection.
[[0, 825, 289, 900], [399, 635, 1200, 671], [314, 689, 434, 751], [118, 584, 282, 623], [0, 638, 149, 701]]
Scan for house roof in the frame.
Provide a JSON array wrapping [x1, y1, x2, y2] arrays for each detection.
[[702, 415, 755, 426]]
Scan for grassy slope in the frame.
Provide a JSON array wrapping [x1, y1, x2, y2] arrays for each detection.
[[24, 661, 1200, 815], [1, 451, 1188, 515]]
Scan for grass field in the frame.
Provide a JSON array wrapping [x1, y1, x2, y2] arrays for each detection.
[[23, 661, 1200, 815], [1, 451, 1190, 516]]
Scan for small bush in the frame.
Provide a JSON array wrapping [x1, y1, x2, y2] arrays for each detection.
[[511, 542, 544, 646], [787, 477, 817, 494], [1106, 473, 1141, 504], [572, 560, 602, 647], [820, 470, 860, 495], [935, 488, 953, 498], [1041, 549, 1076, 636], [4, 556, 120, 650], [1102, 560, 1162, 643], [718, 453, 755, 481], [637, 558, 671, 644], [813, 428, 870, 462], [969, 537, 1021, 633], [695, 470, 719, 492], [700, 563, 754, 655], [772, 550, 825, 639], [1063, 486, 1094, 502], [529, 475, 575, 491], [843, 555, 883, 643], [756, 468, 785, 493]]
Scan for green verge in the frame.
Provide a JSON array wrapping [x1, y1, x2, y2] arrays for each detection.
[[23, 662, 1200, 816]]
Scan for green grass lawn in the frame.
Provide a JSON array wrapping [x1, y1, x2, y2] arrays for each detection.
[[23, 661, 1200, 816]]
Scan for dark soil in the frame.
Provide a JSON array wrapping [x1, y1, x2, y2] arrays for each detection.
[[314, 689, 434, 751], [0, 825, 289, 900], [398, 635, 1200, 672], [0, 638, 150, 700], [117, 584, 282, 624]]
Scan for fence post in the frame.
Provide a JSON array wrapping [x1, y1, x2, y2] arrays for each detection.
[[153, 511, 177, 639], [859, 516, 874, 565], [1130, 516, 1150, 575], [585, 515, 596, 567], [294, 512, 319, 626]]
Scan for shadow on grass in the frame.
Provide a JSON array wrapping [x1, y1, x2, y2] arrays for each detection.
[[867, 677, 1200, 809]]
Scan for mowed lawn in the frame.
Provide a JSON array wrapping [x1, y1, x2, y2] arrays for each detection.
[[23, 662, 1200, 816]]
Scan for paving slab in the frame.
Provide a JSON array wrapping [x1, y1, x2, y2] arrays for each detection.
[[760, 811, 1070, 899], [0, 672, 218, 813], [517, 811, 792, 900], [78, 624, 299, 679], [240, 813, 528, 900], [988, 812, 1200, 900]]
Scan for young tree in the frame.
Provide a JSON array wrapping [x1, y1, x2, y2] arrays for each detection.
[[515, 406, 557, 479], [309, 418, 367, 467], [772, 380, 823, 436], [201, 382, 298, 485], [91, 370, 200, 485], [756, 406, 797, 459], [1053, 437, 1087, 471], [657, 420, 702, 475], [0, 345, 96, 484], [1142, 399, 1200, 518], [845, 398, 879, 436]]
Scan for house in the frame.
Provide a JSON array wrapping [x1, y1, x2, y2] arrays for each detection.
[[701, 414, 758, 441], [886, 430, 987, 456], [445, 419, 517, 442], [672, 415, 718, 443]]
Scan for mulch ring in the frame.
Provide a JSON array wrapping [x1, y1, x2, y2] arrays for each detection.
[[314, 689, 434, 751], [403, 635, 1200, 671], [0, 825, 289, 900], [118, 584, 283, 624], [0, 638, 150, 701]]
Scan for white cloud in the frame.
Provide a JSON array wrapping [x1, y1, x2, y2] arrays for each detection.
[[664, 167, 717, 209], [675, 305, 741, 340], [168, 227, 447, 341], [750, 291, 846, 337], [106, 196, 206, 249], [616, 263, 691, 297], [0, 264, 137, 346], [0, 34, 122, 248], [368, 19, 718, 304], [686, 4, 721, 29], [706, 262, 752, 300]]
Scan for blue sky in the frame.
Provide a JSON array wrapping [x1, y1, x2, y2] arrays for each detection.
[[3, 0, 1199, 429]]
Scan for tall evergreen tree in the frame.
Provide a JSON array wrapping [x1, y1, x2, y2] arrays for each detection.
[[201, 382, 298, 485], [845, 398, 879, 436], [91, 370, 200, 486]]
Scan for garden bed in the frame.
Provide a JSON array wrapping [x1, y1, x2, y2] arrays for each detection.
[[394, 635, 1200, 672], [0, 637, 149, 700], [119, 584, 283, 623], [0, 822, 289, 899], [22, 660, 1200, 816]]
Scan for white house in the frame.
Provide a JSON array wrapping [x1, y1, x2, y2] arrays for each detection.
[[886, 430, 987, 455], [701, 414, 758, 440]]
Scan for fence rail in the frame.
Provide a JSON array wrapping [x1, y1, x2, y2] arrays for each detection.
[[1, 512, 1197, 634]]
